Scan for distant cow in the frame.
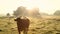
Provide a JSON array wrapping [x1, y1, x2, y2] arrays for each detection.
[[14, 16, 30, 34]]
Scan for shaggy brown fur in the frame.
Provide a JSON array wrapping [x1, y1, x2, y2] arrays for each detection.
[[14, 17, 30, 34]]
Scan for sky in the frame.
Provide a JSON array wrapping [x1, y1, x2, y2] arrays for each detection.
[[0, 0, 60, 15]]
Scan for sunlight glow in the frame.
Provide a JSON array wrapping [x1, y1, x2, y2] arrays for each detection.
[[0, 0, 60, 15]]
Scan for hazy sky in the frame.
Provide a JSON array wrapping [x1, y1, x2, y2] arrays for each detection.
[[0, 0, 60, 15]]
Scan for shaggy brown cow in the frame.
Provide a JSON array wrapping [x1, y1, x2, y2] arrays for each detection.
[[14, 16, 30, 34]]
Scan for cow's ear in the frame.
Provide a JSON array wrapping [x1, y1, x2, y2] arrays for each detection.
[[14, 19, 16, 21], [14, 19, 17, 21]]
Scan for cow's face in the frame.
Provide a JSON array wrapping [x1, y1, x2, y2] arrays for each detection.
[[14, 17, 20, 21]]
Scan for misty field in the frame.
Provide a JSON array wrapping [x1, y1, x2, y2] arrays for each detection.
[[0, 16, 60, 34]]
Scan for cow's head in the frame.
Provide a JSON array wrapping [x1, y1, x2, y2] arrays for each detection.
[[14, 16, 22, 21], [14, 17, 21, 21]]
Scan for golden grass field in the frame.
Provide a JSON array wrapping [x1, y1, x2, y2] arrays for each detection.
[[0, 16, 60, 34]]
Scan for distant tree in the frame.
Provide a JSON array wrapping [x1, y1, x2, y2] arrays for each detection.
[[13, 6, 27, 17], [54, 10, 60, 16], [13, 11, 19, 17], [6, 13, 11, 24], [13, 6, 41, 18], [31, 8, 41, 17], [6, 13, 10, 17]]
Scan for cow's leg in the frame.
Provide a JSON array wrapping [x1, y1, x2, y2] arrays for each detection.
[[18, 30, 21, 34], [23, 30, 27, 34], [18, 28, 21, 34], [23, 28, 28, 34]]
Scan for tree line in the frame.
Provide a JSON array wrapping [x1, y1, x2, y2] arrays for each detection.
[[13, 6, 41, 18], [6, 6, 60, 18]]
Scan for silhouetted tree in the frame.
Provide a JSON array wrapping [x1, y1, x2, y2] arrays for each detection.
[[6, 13, 10, 17], [6, 13, 11, 24], [13, 6, 27, 17], [13, 6, 41, 18], [54, 10, 60, 16]]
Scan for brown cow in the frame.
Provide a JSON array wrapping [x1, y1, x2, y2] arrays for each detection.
[[14, 16, 30, 34]]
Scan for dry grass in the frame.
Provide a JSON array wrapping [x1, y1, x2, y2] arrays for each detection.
[[0, 16, 60, 34]]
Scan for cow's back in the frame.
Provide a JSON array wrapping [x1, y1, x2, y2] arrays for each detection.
[[16, 17, 30, 31], [21, 18, 30, 28]]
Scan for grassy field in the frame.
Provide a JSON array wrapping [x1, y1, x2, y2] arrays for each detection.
[[0, 16, 60, 34]]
